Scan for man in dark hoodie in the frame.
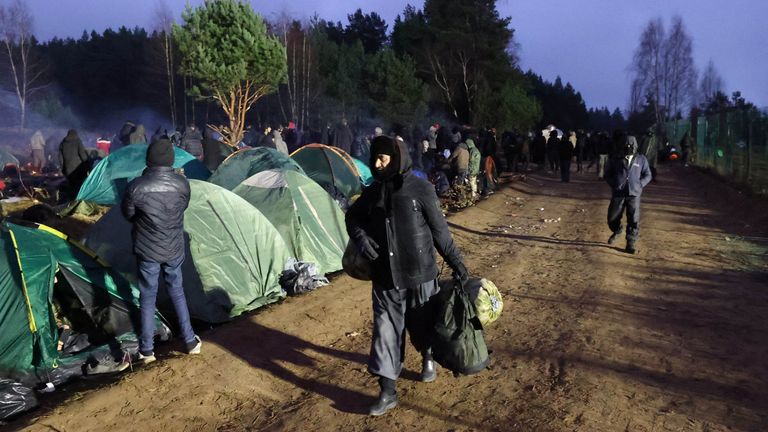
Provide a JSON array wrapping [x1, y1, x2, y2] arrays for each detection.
[[180, 125, 204, 161], [59, 129, 90, 195], [121, 138, 201, 363], [604, 135, 652, 254], [345, 135, 469, 416]]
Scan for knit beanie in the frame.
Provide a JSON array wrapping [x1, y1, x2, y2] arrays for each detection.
[[146, 138, 174, 167]]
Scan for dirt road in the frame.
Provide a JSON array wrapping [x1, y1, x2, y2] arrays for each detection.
[[9, 163, 768, 431]]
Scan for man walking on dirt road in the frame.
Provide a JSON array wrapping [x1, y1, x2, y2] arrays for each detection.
[[346, 135, 469, 416], [605, 134, 652, 254], [122, 137, 201, 363]]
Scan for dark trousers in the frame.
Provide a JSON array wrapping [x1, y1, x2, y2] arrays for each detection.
[[559, 159, 571, 182], [138, 255, 195, 354], [607, 195, 641, 242], [369, 282, 437, 381]]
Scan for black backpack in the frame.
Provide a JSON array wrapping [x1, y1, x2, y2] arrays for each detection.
[[430, 278, 490, 375]]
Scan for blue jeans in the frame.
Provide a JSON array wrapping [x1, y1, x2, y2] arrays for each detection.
[[138, 255, 195, 354]]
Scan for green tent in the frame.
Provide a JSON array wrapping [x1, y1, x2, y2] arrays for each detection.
[[290, 144, 363, 200], [352, 157, 373, 186], [208, 147, 304, 191], [0, 221, 166, 384], [75, 144, 211, 205], [232, 169, 349, 275], [0, 147, 20, 167], [84, 180, 292, 323]]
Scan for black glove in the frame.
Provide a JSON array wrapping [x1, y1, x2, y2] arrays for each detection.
[[355, 234, 380, 261], [452, 262, 469, 284]]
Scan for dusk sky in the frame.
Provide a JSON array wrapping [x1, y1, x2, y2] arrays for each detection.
[[26, 0, 768, 111]]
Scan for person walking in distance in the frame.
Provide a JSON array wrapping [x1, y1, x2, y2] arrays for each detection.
[[604, 135, 652, 254], [345, 135, 469, 416], [122, 137, 201, 363]]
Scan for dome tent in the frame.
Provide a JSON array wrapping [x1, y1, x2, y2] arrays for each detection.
[[352, 157, 373, 187], [0, 221, 167, 385], [208, 147, 304, 191], [290, 144, 363, 202], [84, 180, 291, 324], [75, 144, 210, 205], [232, 169, 348, 275]]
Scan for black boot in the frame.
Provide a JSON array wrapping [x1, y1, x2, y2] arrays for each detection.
[[607, 227, 623, 245], [369, 377, 398, 416], [420, 349, 437, 383], [626, 240, 636, 254]]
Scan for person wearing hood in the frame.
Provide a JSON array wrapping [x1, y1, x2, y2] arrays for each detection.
[[332, 118, 354, 154], [558, 132, 575, 182], [604, 134, 652, 254], [59, 129, 90, 195], [345, 135, 469, 416], [447, 140, 470, 184], [121, 138, 201, 363], [128, 124, 147, 145], [180, 125, 204, 161], [202, 127, 234, 172], [273, 127, 289, 155]]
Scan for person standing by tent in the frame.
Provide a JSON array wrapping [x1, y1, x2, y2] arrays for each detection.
[[605, 135, 652, 254], [202, 127, 233, 172], [345, 135, 469, 416], [59, 129, 90, 195], [30, 130, 46, 173], [121, 138, 201, 363], [273, 127, 289, 155], [333, 118, 354, 154], [180, 125, 204, 161], [128, 124, 147, 145]]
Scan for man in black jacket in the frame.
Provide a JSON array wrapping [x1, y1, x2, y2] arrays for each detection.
[[121, 138, 201, 363], [604, 135, 652, 254], [346, 135, 469, 416]]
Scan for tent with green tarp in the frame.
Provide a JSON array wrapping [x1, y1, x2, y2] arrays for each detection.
[[75, 144, 210, 205], [291, 144, 363, 201], [232, 169, 348, 275], [0, 147, 20, 167], [84, 180, 291, 323], [352, 157, 373, 187], [0, 221, 167, 385], [208, 147, 304, 191]]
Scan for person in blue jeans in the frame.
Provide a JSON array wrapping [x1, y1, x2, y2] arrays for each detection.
[[122, 136, 201, 363]]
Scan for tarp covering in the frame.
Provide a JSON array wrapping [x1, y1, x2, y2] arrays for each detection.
[[0, 148, 20, 167], [84, 180, 291, 323], [233, 169, 348, 275], [208, 147, 304, 191], [352, 157, 373, 186], [0, 221, 159, 384], [75, 144, 210, 205], [291, 144, 362, 200]]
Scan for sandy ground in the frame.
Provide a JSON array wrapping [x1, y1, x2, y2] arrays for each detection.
[[7, 162, 768, 432]]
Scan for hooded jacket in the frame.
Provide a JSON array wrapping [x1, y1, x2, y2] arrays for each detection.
[[448, 142, 470, 171], [181, 127, 204, 158], [346, 139, 465, 289], [605, 136, 652, 196], [59, 130, 90, 176], [466, 139, 481, 176]]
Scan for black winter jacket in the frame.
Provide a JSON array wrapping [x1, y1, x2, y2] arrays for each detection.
[[121, 167, 191, 263], [346, 143, 465, 289], [181, 130, 204, 158], [59, 132, 90, 177]]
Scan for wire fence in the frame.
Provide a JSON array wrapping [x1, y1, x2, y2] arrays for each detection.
[[665, 109, 768, 195]]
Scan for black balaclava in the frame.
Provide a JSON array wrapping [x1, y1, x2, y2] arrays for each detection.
[[370, 135, 399, 181], [625, 136, 639, 156]]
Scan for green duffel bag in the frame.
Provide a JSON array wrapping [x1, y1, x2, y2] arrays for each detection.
[[466, 278, 503, 327], [431, 278, 490, 376]]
